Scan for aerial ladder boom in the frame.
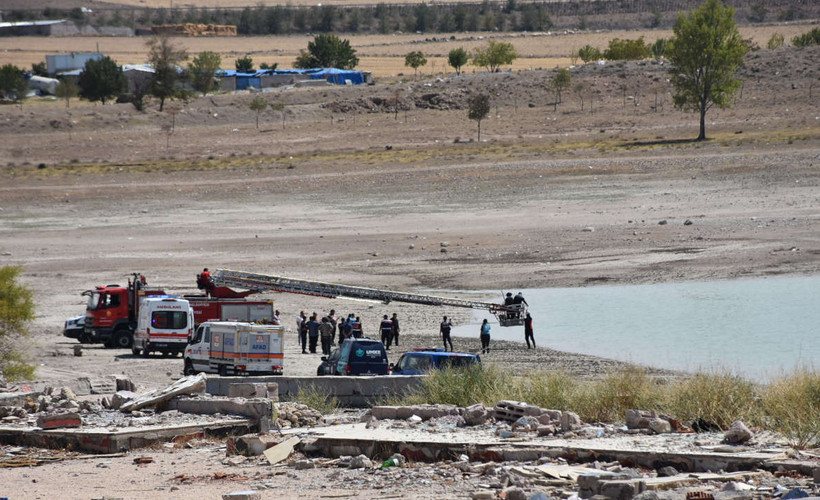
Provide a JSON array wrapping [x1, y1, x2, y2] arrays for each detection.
[[212, 269, 526, 326]]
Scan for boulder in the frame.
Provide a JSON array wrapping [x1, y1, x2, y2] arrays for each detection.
[[349, 454, 373, 469], [464, 403, 491, 426], [109, 391, 137, 411], [648, 418, 672, 434], [625, 409, 656, 429], [560, 411, 582, 432], [723, 420, 752, 444]]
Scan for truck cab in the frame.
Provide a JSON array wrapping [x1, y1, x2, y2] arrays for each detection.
[[133, 297, 193, 357]]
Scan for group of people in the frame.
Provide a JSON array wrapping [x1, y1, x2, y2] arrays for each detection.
[[295, 310, 400, 356]]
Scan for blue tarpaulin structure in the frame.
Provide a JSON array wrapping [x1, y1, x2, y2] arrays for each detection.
[[217, 68, 365, 87]]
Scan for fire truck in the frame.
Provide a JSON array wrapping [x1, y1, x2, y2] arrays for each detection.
[[78, 273, 274, 349]]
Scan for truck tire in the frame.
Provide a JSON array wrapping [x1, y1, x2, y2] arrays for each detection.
[[218, 364, 229, 377], [131, 346, 140, 356], [184, 359, 197, 375], [112, 328, 133, 349], [79, 332, 93, 344]]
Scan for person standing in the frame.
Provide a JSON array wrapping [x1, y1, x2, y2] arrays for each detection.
[[319, 316, 334, 355], [351, 316, 363, 339], [480, 319, 491, 354], [379, 315, 393, 349], [440, 316, 453, 352], [524, 313, 535, 349], [328, 309, 337, 345], [391, 313, 400, 347], [307, 314, 321, 354], [297, 311, 308, 354]]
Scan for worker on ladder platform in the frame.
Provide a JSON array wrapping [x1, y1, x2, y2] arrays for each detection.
[[197, 268, 212, 294]]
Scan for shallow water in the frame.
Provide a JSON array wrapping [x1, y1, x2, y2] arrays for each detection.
[[451, 275, 820, 382]]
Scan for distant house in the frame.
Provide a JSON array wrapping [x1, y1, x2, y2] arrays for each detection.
[[216, 68, 372, 92], [0, 20, 133, 37], [46, 53, 103, 76]]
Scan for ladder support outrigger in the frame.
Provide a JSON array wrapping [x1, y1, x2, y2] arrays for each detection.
[[212, 269, 527, 326]]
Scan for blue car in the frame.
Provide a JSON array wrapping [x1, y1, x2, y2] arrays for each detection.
[[390, 349, 481, 375]]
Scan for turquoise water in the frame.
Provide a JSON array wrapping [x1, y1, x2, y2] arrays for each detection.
[[450, 275, 820, 382]]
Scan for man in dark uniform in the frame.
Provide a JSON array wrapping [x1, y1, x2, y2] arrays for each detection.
[[440, 316, 453, 352], [391, 313, 400, 347], [379, 315, 393, 349]]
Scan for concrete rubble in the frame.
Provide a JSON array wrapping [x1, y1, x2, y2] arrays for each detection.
[[3, 381, 820, 499]]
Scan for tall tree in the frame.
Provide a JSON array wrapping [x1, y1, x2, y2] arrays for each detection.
[[667, 0, 747, 141], [0, 64, 28, 103], [293, 34, 359, 69], [472, 40, 518, 73], [404, 51, 427, 79], [147, 35, 188, 112], [448, 48, 469, 76], [0, 266, 36, 381], [467, 93, 490, 142], [78, 56, 126, 105], [549, 68, 572, 110], [189, 51, 222, 96]]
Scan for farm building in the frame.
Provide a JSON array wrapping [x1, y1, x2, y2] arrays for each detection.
[[46, 53, 103, 76], [216, 68, 371, 91]]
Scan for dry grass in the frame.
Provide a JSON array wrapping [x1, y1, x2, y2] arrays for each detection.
[[0, 24, 814, 77], [761, 369, 820, 449]]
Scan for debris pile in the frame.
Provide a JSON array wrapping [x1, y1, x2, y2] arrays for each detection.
[[273, 402, 322, 429]]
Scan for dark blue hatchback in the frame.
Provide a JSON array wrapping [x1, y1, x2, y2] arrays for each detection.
[[390, 349, 481, 375]]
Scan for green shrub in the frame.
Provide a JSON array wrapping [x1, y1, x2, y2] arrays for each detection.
[[407, 364, 516, 407], [767, 33, 785, 50], [792, 27, 820, 47], [578, 45, 602, 63], [294, 384, 339, 414], [761, 369, 820, 449], [666, 371, 759, 429], [519, 370, 578, 411], [603, 37, 650, 61]]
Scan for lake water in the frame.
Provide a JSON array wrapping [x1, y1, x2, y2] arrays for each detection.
[[450, 275, 820, 382]]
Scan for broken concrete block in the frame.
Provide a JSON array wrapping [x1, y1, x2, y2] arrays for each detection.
[[648, 418, 672, 434], [263, 436, 300, 465], [561, 411, 582, 432], [471, 491, 494, 500], [494, 400, 542, 421], [625, 409, 656, 429], [228, 383, 272, 399], [599, 479, 646, 500], [371, 406, 398, 420], [36, 412, 82, 429], [234, 434, 283, 456], [723, 420, 752, 444], [120, 373, 206, 412], [109, 391, 137, 411], [537, 424, 556, 436], [293, 459, 315, 470], [222, 491, 260, 500], [115, 375, 136, 392], [501, 486, 527, 500], [813, 467, 820, 483], [540, 409, 563, 421], [464, 403, 490, 426]]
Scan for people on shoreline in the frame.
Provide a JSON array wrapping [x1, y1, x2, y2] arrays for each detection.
[[297, 311, 308, 354], [391, 313, 400, 347], [306, 314, 320, 354], [440, 316, 453, 352], [319, 316, 334, 355], [380, 314, 393, 349], [351, 316, 363, 338], [524, 312, 535, 349], [480, 318, 491, 354]]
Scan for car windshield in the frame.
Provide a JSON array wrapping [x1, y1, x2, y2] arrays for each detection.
[[86, 291, 101, 311], [406, 355, 432, 371], [151, 311, 188, 330]]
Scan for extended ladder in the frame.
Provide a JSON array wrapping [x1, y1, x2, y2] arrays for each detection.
[[212, 269, 526, 325]]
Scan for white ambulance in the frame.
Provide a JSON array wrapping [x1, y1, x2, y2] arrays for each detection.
[[133, 297, 194, 357], [184, 321, 284, 376]]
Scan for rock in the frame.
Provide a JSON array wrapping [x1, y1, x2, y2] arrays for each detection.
[[512, 416, 538, 431], [502, 486, 527, 500], [632, 493, 660, 500], [464, 403, 490, 426], [648, 418, 671, 434], [625, 409, 655, 429], [658, 220, 667, 225], [349, 454, 373, 469], [537, 424, 556, 436], [539, 409, 562, 422], [582, 226, 595, 232], [722, 481, 754, 491], [408, 414, 423, 424], [115, 375, 136, 392], [723, 420, 752, 444], [365, 417, 380, 429], [657, 466, 678, 477], [683, 219, 693, 226], [599, 479, 646, 500], [293, 459, 315, 470], [222, 456, 248, 466], [560, 411, 582, 432], [58, 387, 77, 401], [109, 391, 137, 411], [814, 467, 820, 483]]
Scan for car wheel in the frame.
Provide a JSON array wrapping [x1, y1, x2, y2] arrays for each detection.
[[184, 359, 197, 375], [113, 329, 133, 349], [218, 364, 229, 377], [79, 332, 93, 344]]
